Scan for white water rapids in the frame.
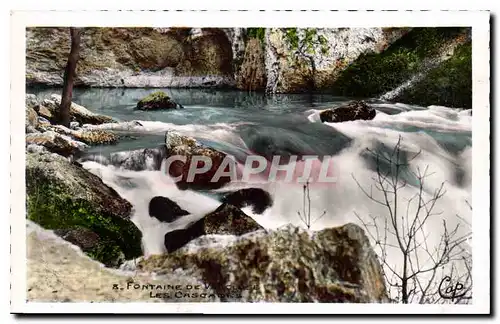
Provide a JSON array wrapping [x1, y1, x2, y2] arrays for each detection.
[[34, 88, 473, 301]]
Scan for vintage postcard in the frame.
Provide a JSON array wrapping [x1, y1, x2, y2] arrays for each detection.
[[10, 10, 490, 314]]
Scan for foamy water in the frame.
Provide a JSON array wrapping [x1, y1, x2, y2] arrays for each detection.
[[33, 87, 472, 301]]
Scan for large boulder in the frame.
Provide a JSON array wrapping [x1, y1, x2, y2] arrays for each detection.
[[136, 91, 183, 110], [163, 203, 263, 253], [41, 94, 116, 125], [319, 101, 376, 123], [139, 223, 389, 303], [165, 131, 232, 190], [25, 151, 143, 267]]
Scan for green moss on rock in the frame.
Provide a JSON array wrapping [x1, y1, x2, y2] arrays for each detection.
[[246, 28, 266, 44], [332, 27, 470, 98], [394, 42, 472, 108], [284, 28, 299, 50], [26, 152, 143, 267], [136, 91, 180, 110], [141, 91, 170, 102]]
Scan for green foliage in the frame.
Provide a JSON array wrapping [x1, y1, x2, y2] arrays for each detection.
[[332, 27, 470, 98], [246, 28, 266, 43], [283, 28, 329, 56], [396, 43, 472, 108], [318, 35, 329, 55], [303, 29, 317, 54], [26, 177, 142, 266], [284, 28, 299, 50]]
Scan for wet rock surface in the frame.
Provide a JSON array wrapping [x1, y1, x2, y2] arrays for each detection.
[[141, 223, 389, 303], [165, 131, 232, 190], [149, 196, 190, 223], [220, 188, 273, 214], [163, 203, 263, 253], [319, 101, 376, 123]]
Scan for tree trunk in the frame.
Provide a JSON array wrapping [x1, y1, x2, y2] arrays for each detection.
[[59, 27, 81, 128], [402, 254, 409, 303]]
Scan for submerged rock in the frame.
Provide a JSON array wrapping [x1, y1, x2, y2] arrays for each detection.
[[165, 131, 232, 190], [319, 101, 376, 123], [136, 91, 183, 110], [109, 146, 168, 171], [149, 196, 190, 223], [164, 203, 262, 253], [140, 223, 389, 303], [25, 151, 143, 267]]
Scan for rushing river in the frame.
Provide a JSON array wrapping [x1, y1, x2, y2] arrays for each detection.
[[30, 87, 472, 290]]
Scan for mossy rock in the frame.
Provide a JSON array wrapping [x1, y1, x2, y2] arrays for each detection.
[[26, 151, 143, 267], [139, 223, 389, 302], [393, 42, 472, 108], [332, 27, 470, 99], [136, 91, 181, 110]]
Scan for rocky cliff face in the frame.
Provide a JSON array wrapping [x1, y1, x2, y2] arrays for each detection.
[[264, 28, 408, 93], [26, 27, 405, 92], [26, 27, 235, 88], [26, 27, 472, 107]]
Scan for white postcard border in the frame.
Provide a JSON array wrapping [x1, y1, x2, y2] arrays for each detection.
[[10, 10, 490, 314]]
